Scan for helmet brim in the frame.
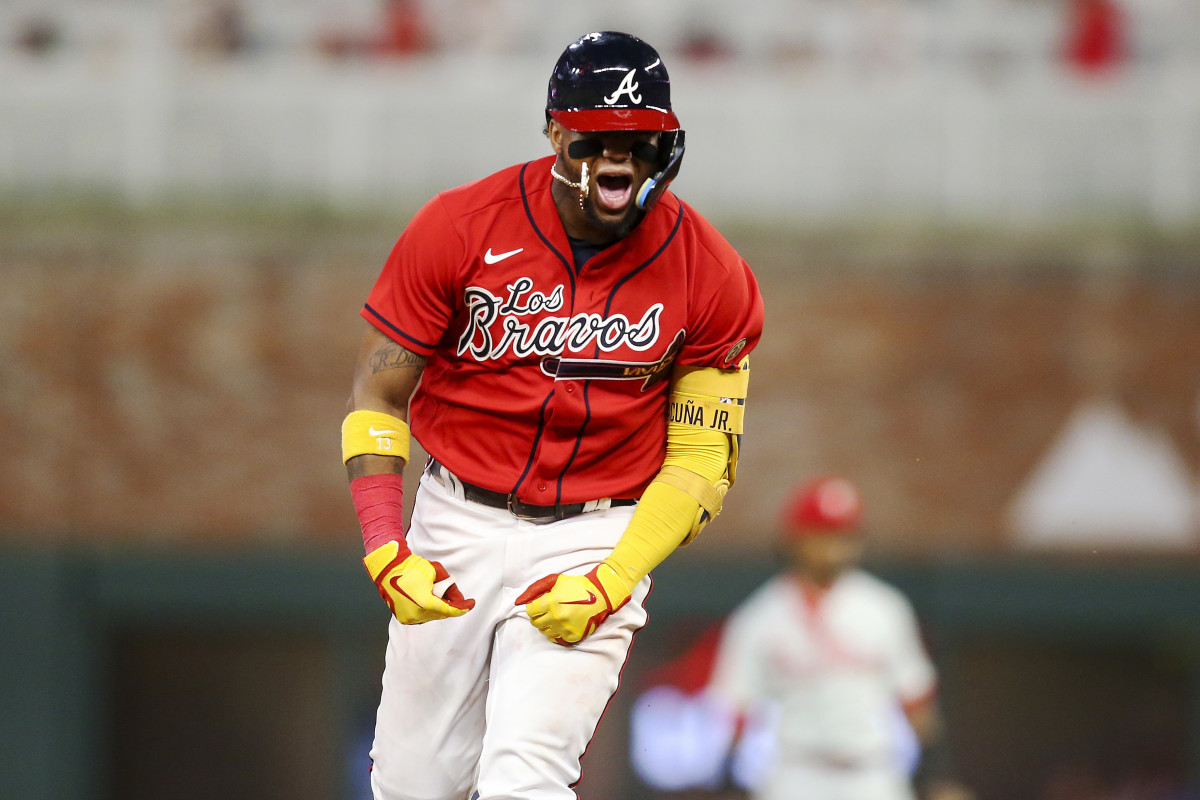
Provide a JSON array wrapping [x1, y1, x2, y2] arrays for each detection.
[[549, 107, 680, 133]]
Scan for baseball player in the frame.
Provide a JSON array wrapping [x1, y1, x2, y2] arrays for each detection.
[[707, 477, 974, 800], [341, 31, 764, 800]]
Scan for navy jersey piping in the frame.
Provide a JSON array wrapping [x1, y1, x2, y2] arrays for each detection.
[[554, 202, 685, 502], [510, 162, 578, 497], [519, 161, 576, 292], [511, 391, 555, 496], [363, 303, 439, 353], [605, 203, 685, 316]]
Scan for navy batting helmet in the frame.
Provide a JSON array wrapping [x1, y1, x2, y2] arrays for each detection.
[[546, 31, 681, 132]]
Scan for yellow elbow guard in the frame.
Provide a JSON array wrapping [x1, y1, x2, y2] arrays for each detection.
[[654, 464, 730, 546], [655, 357, 750, 544], [341, 410, 411, 464]]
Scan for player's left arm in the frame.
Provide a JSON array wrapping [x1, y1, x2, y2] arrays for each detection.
[[516, 357, 749, 645]]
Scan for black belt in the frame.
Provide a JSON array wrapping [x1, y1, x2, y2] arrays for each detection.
[[428, 458, 636, 522]]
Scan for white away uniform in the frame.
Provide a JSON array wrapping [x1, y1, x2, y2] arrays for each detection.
[[708, 569, 937, 800]]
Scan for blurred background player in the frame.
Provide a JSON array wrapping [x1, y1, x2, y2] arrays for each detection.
[[708, 476, 974, 800]]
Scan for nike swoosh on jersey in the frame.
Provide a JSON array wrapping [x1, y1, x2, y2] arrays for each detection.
[[368, 426, 399, 436], [484, 247, 524, 264]]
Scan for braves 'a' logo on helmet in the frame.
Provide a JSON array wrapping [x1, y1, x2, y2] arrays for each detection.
[[603, 70, 643, 106]]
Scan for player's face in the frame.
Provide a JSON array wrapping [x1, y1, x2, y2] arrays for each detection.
[[549, 121, 660, 241], [788, 533, 865, 587]]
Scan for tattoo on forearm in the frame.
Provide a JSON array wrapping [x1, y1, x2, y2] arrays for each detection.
[[369, 344, 427, 374], [346, 455, 406, 480]]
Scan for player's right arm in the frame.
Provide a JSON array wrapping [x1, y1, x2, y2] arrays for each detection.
[[344, 322, 474, 623]]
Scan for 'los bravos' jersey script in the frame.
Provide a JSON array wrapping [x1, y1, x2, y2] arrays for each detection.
[[457, 276, 664, 360]]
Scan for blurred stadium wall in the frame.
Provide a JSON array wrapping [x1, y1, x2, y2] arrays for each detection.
[[3, 2, 1200, 800]]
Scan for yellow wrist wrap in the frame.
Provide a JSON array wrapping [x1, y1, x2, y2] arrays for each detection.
[[592, 562, 632, 608], [341, 410, 411, 464]]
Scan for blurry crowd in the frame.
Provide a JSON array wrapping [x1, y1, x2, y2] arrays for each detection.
[[5, 0, 1200, 78]]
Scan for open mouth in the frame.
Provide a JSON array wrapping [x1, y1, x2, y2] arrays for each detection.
[[595, 174, 634, 212]]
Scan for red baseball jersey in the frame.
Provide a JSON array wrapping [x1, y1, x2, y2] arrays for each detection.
[[363, 154, 764, 505]]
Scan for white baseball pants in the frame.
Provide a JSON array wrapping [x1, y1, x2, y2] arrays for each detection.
[[369, 469, 649, 800], [755, 761, 917, 800]]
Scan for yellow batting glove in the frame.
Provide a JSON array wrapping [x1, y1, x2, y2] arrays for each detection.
[[364, 541, 475, 624], [514, 561, 633, 645]]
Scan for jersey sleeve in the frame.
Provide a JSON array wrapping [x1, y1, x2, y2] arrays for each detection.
[[679, 245, 764, 371], [707, 593, 772, 713], [361, 194, 466, 356], [886, 594, 939, 708]]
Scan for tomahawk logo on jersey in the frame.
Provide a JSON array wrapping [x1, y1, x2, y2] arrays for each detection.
[[363, 154, 762, 507]]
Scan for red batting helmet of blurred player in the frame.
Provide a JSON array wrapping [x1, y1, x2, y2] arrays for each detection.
[[780, 476, 863, 539]]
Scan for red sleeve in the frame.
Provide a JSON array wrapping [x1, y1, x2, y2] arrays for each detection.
[[678, 217, 764, 370], [361, 195, 466, 356]]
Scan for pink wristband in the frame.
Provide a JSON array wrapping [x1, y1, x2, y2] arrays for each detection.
[[350, 473, 411, 556]]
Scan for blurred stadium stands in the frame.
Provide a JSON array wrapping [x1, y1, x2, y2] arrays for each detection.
[[1, 0, 1199, 222]]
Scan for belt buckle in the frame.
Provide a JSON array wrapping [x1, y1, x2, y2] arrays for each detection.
[[507, 494, 550, 521]]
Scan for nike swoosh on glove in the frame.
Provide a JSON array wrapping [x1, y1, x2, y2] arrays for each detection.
[[364, 540, 475, 624], [515, 562, 631, 645]]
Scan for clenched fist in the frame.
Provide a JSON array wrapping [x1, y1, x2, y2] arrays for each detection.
[[515, 562, 632, 645], [364, 540, 475, 624]]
